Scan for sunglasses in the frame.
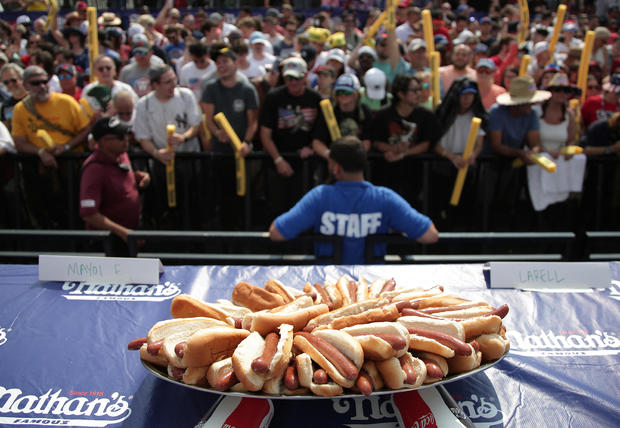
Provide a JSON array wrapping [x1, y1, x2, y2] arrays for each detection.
[[27, 79, 48, 86], [477, 68, 494, 74], [550, 87, 574, 93], [335, 90, 353, 96], [284, 75, 302, 81], [407, 87, 422, 93], [97, 66, 112, 72], [117, 111, 133, 117], [58, 73, 73, 80], [2, 78, 17, 85]]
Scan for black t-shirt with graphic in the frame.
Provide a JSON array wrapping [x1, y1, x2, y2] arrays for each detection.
[[371, 104, 440, 148], [259, 86, 321, 152], [313, 102, 373, 146]]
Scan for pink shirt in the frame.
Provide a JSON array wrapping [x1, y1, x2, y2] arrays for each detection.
[[480, 84, 507, 111]]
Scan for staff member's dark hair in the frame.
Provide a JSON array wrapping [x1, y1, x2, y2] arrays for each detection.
[[329, 136, 367, 172]]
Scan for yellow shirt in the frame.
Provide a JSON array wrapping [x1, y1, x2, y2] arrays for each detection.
[[12, 92, 90, 150]]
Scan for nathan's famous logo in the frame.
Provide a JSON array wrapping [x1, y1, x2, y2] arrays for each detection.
[[0, 387, 132, 426], [507, 329, 620, 357], [61, 281, 181, 302], [0, 326, 9, 346], [456, 393, 503, 428], [332, 395, 399, 426]]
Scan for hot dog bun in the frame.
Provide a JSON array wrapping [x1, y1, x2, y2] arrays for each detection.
[[242, 296, 329, 335], [342, 322, 410, 360], [295, 353, 344, 397], [416, 352, 448, 383], [397, 315, 466, 341], [331, 303, 400, 330], [447, 343, 482, 374], [206, 357, 247, 392], [476, 333, 510, 362], [170, 294, 251, 324], [460, 315, 502, 340], [264, 279, 304, 304], [304, 298, 389, 331], [232, 281, 285, 311], [375, 354, 426, 389], [181, 326, 250, 368]]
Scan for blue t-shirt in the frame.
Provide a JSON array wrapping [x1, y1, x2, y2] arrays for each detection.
[[274, 181, 432, 264], [487, 104, 540, 149]]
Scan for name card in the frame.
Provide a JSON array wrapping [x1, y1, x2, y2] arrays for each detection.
[[39, 255, 163, 284], [490, 262, 611, 291]]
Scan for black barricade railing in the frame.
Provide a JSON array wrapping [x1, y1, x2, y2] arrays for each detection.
[[0, 229, 112, 261], [584, 231, 620, 261], [3, 151, 619, 233], [364, 232, 577, 264], [126, 230, 342, 265]]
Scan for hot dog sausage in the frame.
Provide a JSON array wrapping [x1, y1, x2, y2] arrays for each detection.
[[347, 281, 357, 303], [398, 355, 417, 384], [214, 370, 238, 391], [147, 339, 164, 355], [406, 327, 472, 356], [251, 332, 279, 374], [175, 341, 187, 358], [284, 365, 299, 390], [421, 359, 443, 379], [374, 334, 407, 350], [313, 369, 328, 384], [295, 332, 359, 381], [380, 278, 396, 294], [356, 371, 373, 396], [128, 337, 147, 350], [314, 283, 333, 310]]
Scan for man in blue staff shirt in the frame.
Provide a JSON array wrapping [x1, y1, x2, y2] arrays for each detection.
[[269, 136, 438, 264]]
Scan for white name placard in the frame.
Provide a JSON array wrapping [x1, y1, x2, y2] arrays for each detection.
[[489, 262, 611, 290], [39, 255, 163, 284]]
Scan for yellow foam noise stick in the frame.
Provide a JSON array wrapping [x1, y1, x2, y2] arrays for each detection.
[[530, 153, 557, 173], [165, 124, 176, 208], [517, 0, 529, 44], [45, 0, 59, 32], [431, 51, 441, 109], [36, 129, 55, 150], [560, 145, 584, 155], [362, 11, 386, 45], [547, 4, 566, 63], [87, 7, 99, 83], [422, 10, 435, 58], [569, 98, 581, 142], [386, 0, 396, 31], [319, 99, 341, 142], [519, 55, 531, 77], [450, 117, 481, 206], [578, 31, 595, 103], [213, 113, 246, 197]]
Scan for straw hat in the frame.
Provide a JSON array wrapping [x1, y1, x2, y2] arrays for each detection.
[[545, 73, 582, 96], [98, 12, 121, 27], [496, 76, 551, 106]]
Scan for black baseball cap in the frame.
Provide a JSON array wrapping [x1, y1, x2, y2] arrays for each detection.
[[91, 117, 130, 141]]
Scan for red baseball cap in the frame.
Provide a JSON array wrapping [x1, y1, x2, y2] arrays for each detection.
[[76, 1, 87, 10]]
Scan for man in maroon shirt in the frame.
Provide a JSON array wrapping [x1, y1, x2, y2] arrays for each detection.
[[80, 117, 150, 255]]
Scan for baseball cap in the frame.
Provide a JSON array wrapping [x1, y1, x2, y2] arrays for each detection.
[[327, 48, 345, 64], [56, 63, 76, 75], [460, 81, 478, 95], [249, 31, 268, 45], [474, 43, 489, 54], [334, 73, 360, 92], [603, 73, 620, 93], [132, 33, 150, 54], [363, 68, 386, 100], [210, 45, 237, 62], [408, 38, 427, 52], [282, 57, 307, 79], [16, 15, 31, 26], [315, 64, 335, 76], [434, 34, 449, 47], [91, 117, 130, 141], [209, 12, 224, 22], [476, 58, 496, 70], [266, 8, 282, 18], [358, 45, 377, 60], [300, 45, 317, 63], [563, 21, 577, 32], [480, 16, 492, 24], [75, 1, 88, 10], [534, 41, 549, 56]]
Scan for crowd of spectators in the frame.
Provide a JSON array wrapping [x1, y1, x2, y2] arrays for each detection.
[[1, 0, 620, 246]]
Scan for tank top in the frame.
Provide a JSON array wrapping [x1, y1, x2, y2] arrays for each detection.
[[539, 115, 568, 153]]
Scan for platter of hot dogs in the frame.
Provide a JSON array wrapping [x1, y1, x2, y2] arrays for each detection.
[[129, 276, 510, 398]]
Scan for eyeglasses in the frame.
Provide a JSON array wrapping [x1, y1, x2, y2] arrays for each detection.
[[407, 86, 422, 93], [27, 79, 48, 86], [2, 78, 17, 85], [97, 66, 112, 72], [116, 111, 133, 117], [58, 73, 73, 80], [284, 75, 302, 81], [550, 87, 574, 94], [335, 90, 354, 96], [134, 51, 148, 56]]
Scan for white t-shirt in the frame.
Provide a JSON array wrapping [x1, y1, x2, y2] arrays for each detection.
[[179, 60, 216, 100], [249, 51, 275, 69], [0, 120, 15, 153], [239, 61, 266, 79], [133, 87, 203, 151], [438, 110, 486, 154]]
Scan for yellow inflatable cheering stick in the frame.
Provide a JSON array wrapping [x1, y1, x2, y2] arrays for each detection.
[[165, 124, 177, 208], [214, 113, 247, 197]]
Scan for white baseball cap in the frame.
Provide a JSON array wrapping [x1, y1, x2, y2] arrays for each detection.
[[364, 68, 386, 100]]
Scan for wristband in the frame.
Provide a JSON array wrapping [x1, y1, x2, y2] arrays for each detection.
[[37, 147, 46, 156], [274, 155, 284, 165], [324, 149, 331, 158], [605, 147, 611, 155]]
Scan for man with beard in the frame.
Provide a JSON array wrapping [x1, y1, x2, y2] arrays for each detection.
[[439, 43, 476, 95], [269, 136, 438, 264], [201, 43, 258, 229], [12, 65, 91, 228]]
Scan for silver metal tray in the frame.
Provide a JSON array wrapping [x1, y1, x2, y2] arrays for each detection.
[[142, 352, 507, 400]]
